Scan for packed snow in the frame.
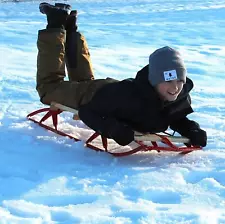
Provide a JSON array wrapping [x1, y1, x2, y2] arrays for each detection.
[[0, 0, 225, 223]]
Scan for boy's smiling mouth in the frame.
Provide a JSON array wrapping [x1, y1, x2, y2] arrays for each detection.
[[168, 91, 178, 95]]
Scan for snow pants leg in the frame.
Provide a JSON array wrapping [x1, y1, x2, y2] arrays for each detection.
[[65, 31, 94, 82], [36, 28, 94, 109]]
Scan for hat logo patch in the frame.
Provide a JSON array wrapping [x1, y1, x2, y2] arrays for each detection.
[[163, 69, 177, 81]]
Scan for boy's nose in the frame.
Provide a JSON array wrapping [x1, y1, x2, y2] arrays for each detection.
[[171, 81, 178, 90]]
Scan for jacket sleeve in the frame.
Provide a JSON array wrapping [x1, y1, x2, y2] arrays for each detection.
[[170, 116, 200, 136], [170, 116, 207, 147], [78, 103, 134, 146]]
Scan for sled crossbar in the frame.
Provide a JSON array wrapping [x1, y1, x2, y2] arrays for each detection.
[[26, 102, 202, 156]]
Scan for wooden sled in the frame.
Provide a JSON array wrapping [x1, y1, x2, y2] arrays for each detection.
[[27, 102, 202, 156]]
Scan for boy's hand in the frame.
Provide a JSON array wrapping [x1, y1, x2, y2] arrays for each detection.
[[170, 118, 207, 147], [187, 128, 207, 147]]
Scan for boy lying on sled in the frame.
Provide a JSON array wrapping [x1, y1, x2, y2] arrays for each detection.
[[36, 2, 207, 147]]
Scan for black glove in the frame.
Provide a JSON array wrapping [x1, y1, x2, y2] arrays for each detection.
[[107, 122, 134, 146], [183, 128, 207, 147]]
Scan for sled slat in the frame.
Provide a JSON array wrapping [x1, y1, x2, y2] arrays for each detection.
[[51, 102, 78, 114], [134, 133, 190, 143], [51, 102, 80, 120]]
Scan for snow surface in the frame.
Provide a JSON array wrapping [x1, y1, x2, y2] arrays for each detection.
[[0, 0, 225, 223]]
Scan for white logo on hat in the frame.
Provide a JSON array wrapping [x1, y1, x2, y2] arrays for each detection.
[[163, 69, 177, 81]]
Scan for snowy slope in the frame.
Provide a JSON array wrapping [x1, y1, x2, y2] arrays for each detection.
[[0, 0, 225, 223]]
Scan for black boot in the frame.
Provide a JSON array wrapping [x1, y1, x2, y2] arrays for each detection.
[[66, 10, 78, 32], [55, 3, 71, 11], [39, 2, 71, 29], [54, 3, 77, 32]]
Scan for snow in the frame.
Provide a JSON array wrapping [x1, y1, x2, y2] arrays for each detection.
[[0, 0, 225, 223]]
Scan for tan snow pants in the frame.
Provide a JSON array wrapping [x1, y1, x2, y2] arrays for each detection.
[[36, 28, 113, 109]]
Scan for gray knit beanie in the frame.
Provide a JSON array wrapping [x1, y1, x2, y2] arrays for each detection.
[[148, 46, 187, 86]]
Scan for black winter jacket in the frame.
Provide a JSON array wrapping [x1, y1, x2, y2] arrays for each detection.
[[79, 65, 199, 145]]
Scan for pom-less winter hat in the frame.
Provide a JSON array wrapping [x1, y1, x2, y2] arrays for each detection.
[[148, 46, 187, 86]]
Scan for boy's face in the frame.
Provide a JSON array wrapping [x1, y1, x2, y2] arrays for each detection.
[[155, 80, 184, 101]]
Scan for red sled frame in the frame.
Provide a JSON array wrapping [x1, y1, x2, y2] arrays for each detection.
[[27, 103, 202, 156]]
